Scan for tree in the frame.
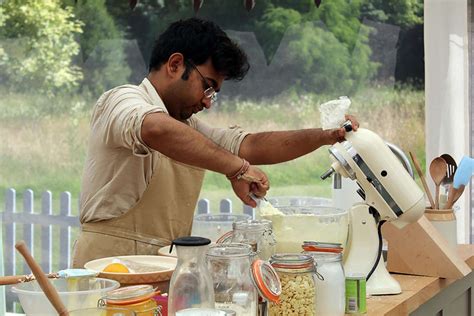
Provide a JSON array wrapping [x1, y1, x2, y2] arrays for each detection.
[[0, 0, 83, 94], [66, 0, 132, 96]]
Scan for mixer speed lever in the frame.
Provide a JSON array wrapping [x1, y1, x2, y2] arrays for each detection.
[[320, 168, 335, 180]]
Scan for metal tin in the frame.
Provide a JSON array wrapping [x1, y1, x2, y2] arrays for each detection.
[[345, 274, 367, 314]]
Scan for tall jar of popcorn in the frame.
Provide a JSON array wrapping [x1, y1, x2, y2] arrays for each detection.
[[268, 254, 318, 316]]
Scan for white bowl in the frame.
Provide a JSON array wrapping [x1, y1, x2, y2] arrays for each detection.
[[84, 255, 177, 291], [11, 277, 119, 315]]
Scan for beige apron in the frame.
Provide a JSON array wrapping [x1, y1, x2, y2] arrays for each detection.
[[72, 155, 204, 268]]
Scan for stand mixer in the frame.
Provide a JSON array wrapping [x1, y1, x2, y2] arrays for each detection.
[[320, 125, 425, 295]]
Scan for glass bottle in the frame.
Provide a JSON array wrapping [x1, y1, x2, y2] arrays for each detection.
[[168, 236, 215, 316], [268, 254, 318, 316], [217, 219, 276, 260], [305, 251, 345, 316], [206, 243, 281, 316], [98, 285, 161, 316]]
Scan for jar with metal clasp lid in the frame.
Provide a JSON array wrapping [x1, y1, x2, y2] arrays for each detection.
[[268, 253, 322, 316], [217, 219, 276, 260], [99, 284, 161, 316], [206, 243, 281, 316], [303, 241, 345, 316]]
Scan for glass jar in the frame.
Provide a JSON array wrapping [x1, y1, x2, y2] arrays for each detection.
[[98, 285, 161, 316], [168, 236, 215, 316], [206, 243, 281, 316], [305, 251, 345, 316], [268, 254, 317, 316], [217, 219, 276, 260]]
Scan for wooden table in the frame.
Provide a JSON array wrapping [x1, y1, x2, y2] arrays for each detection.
[[359, 245, 474, 316]]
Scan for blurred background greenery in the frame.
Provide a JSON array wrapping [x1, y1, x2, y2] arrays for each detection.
[[0, 0, 425, 208]]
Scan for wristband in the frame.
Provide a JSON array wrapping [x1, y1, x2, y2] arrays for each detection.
[[226, 159, 250, 181]]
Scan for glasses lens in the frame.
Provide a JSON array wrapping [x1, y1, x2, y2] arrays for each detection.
[[204, 87, 216, 99]]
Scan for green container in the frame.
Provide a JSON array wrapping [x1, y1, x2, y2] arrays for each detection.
[[345, 275, 366, 314]]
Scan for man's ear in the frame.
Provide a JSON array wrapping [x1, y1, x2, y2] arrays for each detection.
[[167, 53, 185, 76]]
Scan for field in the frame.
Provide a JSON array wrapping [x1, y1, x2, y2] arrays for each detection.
[[0, 85, 425, 212]]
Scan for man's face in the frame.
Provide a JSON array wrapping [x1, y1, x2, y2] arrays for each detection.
[[169, 59, 224, 121]]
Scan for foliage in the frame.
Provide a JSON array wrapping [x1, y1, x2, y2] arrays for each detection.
[[361, 0, 423, 27], [65, 0, 132, 96], [0, 0, 83, 95]]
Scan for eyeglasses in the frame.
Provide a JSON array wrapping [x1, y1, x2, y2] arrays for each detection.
[[187, 60, 218, 103]]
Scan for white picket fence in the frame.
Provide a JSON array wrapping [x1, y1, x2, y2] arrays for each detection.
[[1, 188, 255, 312]]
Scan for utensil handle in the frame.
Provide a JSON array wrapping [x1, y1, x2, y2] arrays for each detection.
[[0, 273, 57, 285], [15, 241, 69, 316], [0, 275, 31, 286], [409, 152, 436, 209], [435, 185, 440, 209], [446, 185, 465, 209]]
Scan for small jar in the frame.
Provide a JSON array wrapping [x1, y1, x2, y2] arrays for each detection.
[[217, 219, 276, 260], [99, 285, 161, 316], [268, 254, 317, 316]]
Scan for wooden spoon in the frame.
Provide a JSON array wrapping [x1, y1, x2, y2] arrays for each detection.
[[446, 185, 465, 209], [409, 151, 435, 209], [429, 157, 447, 209], [15, 241, 69, 316]]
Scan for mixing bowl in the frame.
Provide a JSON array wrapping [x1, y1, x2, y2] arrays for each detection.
[[191, 213, 251, 241], [261, 197, 348, 253], [11, 277, 119, 315]]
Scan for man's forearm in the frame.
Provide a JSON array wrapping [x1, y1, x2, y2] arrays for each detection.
[[239, 129, 340, 165], [142, 112, 242, 175]]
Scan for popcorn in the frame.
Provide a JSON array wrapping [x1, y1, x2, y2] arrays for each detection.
[[268, 272, 316, 316]]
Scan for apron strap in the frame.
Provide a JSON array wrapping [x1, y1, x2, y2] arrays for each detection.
[[82, 223, 171, 247]]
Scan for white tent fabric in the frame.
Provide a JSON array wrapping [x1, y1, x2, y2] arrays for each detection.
[[425, 0, 470, 243]]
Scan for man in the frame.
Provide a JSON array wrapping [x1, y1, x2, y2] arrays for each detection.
[[72, 17, 358, 267]]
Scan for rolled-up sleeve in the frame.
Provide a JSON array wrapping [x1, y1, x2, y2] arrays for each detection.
[[189, 117, 250, 155], [100, 87, 167, 156]]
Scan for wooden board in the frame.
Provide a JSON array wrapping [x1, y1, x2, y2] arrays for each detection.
[[362, 274, 458, 316], [457, 244, 474, 268], [382, 216, 471, 279]]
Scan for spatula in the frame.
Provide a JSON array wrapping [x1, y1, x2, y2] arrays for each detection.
[[429, 157, 447, 209], [0, 268, 97, 286]]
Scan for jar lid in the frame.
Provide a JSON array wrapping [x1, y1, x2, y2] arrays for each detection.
[[170, 236, 211, 253], [104, 284, 155, 305], [270, 253, 314, 269], [233, 219, 272, 231], [250, 259, 281, 303], [302, 241, 343, 253], [304, 251, 342, 263]]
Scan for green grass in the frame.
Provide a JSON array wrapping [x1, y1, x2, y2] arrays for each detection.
[[0, 84, 425, 199]]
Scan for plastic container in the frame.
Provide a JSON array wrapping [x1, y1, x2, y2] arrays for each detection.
[[268, 254, 318, 316], [191, 214, 251, 242], [99, 284, 161, 315], [260, 198, 348, 253], [11, 277, 119, 315]]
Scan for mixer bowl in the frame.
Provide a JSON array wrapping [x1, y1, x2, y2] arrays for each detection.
[[191, 213, 251, 242], [262, 197, 348, 253], [12, 277, 119, 315]]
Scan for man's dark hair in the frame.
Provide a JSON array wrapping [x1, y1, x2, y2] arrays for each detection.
[[149, 18, 249, 81]]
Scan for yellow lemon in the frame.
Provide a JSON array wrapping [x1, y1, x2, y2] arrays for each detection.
[[103, 262, 130, 273]]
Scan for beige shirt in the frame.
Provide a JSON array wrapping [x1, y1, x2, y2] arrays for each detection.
[[80, 78, 249, 223]]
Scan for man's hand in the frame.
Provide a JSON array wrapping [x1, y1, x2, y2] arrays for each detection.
[[229, 165, 269, 208], [329, 114, 360, 143]]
